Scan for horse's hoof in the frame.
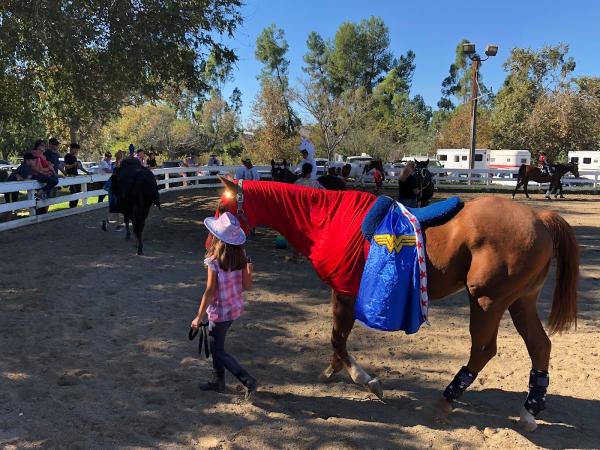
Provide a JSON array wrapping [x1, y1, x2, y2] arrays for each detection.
[[366, 377, 384, 400], [319, 365, 336, 382], [432, 397, 453, 422], [518, 407, 537, 432], [137, 249, 143, 256]]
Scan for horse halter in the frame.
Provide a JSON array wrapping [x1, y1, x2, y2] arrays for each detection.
[[234, 179, 251, 230]]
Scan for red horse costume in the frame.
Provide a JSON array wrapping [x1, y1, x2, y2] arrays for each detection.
[[217, 180, 377, 296]]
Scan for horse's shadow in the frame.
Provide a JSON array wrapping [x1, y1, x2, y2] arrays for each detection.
[[251, 382, 599, 448]]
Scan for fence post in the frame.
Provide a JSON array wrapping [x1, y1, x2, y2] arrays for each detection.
[[165, 172, 170, 190], [27, 188, 36, 217], [81, 181, 88, 206]]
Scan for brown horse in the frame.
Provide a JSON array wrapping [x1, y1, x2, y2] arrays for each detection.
[[512, 162, 579, 199], [217, 178, 579, 431]]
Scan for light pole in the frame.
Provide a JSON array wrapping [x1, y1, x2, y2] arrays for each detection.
[[462, 43, 498, 170]]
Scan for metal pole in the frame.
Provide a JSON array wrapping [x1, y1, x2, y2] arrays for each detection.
[[469, 58, 480, 171]]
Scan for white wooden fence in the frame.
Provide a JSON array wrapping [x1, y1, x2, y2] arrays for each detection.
[[1, 165, 599, 232]]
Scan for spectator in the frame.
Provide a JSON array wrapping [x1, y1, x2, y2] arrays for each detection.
[[207, 153, 220, 176], [102, 150, 124, 231], [136, 149, 147, 167], [147, 152, 157, 169], [44, 137, 65, 176], [64, 143, 90, 208], [294, 163, 324, 189], [97, 151, 113, 203], [113, 150, 124, 170], [397, 161, 420, 208], [235, 158, 260, 181], [372, 165, 383, 196], [295, 138, 317, 180], [4, 153, 36, 203], [29, 140, 59, 202]]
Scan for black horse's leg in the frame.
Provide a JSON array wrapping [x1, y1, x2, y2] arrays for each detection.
[[523, 181, 530, 199], [124, 215, 131, 240], [512, 180, 523, 198]]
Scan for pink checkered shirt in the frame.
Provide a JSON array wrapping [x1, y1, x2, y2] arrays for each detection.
[[204, 257, 244, 322]]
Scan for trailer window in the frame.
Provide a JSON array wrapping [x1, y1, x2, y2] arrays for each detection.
[[490, 158, 495, 162], [461, 155, 467, 161], [474, 154, 483, 161], [521, 158, 527, 163], [571, 157, 579, 163], [454, 156, 460, 162], [583, 157, 592, 164], [439, 154, 447, 161], [507, 158, 511, 162]]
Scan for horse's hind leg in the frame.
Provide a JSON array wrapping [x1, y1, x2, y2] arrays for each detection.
[[509, 295, 551, 432], [321, 291, 383, 399], [124, 215, 131, 240], [512, 181, 523, 198], [437, 294, 503, 417]]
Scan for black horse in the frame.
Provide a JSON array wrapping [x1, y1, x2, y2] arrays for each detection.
[[270, 159, 346, 191], [111, 158, 160, 255], [413, 159, 434, 206]]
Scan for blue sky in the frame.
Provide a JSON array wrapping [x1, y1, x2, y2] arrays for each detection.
[[218, 0, 600, 123]]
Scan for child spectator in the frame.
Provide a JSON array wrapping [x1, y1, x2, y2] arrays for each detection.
[[4, 153, 36, 203], [64, 143, 91, 208], [190, 212, 257, 399]]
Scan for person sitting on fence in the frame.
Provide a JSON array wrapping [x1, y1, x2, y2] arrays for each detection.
[[4, 153, 36, 203], [44, 138, 66, 176], [235, 158, 260, 181], [146, 152, 157, 169], [397, 161, 421, 208], [30, 141, 59, 201], [64, 143, 91, 208]]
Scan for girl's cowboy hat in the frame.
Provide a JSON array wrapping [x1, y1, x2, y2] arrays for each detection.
[[204, 212, 246, 246]]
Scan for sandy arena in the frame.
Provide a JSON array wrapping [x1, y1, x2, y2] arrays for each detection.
[[1, 190, 599, 449]]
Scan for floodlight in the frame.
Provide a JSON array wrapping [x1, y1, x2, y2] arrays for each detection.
[[462, 43, 476, 55], [485, 44, 498, 57]]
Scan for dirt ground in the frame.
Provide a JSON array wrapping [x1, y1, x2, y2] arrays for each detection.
[[0, 189, 598, 449]]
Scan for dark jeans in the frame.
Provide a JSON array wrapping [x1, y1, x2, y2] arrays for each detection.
[[209, 320, 245, 376], [69, 184, 81, 208], [4, 192, 19, 203], [32, 173, 59, 195]]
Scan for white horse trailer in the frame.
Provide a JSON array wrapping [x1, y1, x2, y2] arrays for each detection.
[[569, 151, 600, 171], [488, 149, 531, 170], [436, 148, 490, 170]]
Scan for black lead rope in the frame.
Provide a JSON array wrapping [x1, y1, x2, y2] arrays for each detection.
[[188, 323, 210, 358]]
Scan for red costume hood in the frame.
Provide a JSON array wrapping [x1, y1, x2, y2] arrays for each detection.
[[239, 181, 376, 296]]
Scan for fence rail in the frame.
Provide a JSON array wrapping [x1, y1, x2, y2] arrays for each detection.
[[1, 165, 599, 232]]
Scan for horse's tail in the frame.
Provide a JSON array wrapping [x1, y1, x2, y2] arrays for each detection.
[[538, 210, 579, 334]]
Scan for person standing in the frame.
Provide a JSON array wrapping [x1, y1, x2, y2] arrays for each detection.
[[235, 158, 260, 181], [295, 138, 318, 180], [294, 163, 324, 189], [64, 143, 90, 208], [190, 212, 257, 399], [97, 151, 113, 203]]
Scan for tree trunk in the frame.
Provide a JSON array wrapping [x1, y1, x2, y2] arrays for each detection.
[[69, 119, 80, 143]]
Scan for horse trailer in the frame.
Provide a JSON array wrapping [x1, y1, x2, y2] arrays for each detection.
[[488, 149, 531, 170], [568, 150, 600, 171], [436, 148, 490, 170]]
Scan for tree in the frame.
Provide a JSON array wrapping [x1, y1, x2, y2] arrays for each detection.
[[327, 16, 394, 94], [294, 82, 372, 161], [197, 95, 240, 154], [0, 1, 242, 142], [255, 24, 299, 135], [246, 79, 299, 162], [435, 105, 493, 149], [490, 44, 577, 150]]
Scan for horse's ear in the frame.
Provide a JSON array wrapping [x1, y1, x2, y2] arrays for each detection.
[[218, 175, 237, 192], [283, 159, 288, 166], [426, 158, 430, 165]]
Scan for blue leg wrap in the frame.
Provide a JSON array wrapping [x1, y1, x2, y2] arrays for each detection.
[[443, 366, 477, 402], [524, 369, 549, 416]]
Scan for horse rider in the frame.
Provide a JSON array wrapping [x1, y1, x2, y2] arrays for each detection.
[[295, 137, 317, 180], [538, 151, 552, 175]]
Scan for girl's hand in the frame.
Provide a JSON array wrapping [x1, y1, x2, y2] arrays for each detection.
[[191, 315, 202, 329]]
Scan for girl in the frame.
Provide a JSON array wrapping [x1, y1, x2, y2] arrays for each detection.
[[191, 212, 256, 399]]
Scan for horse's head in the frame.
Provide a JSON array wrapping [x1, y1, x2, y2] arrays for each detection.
[[413, 159, 432, 188], [271, 159, 290, 182]]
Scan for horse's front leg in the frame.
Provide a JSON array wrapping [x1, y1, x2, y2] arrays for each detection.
[[320, 291, 383, 399], [124, 215, 131, 240]]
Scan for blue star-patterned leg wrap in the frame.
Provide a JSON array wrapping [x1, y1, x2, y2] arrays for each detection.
[[524, 369, 549, 416], [443, 366, 477, 402]]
